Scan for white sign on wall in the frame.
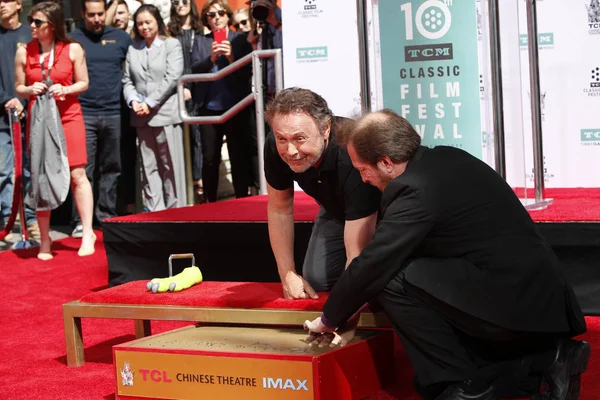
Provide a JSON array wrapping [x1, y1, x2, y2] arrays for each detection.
[[281, 0, 362, 117]]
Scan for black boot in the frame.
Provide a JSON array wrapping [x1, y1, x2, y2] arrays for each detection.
[[434, 380, 497, 400], [533, 339, 590, 400]]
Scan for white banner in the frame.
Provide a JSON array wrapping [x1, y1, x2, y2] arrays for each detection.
[[515, 0, 600, 188], [281, 0, 600, 187], [281, 0, 362, 117]]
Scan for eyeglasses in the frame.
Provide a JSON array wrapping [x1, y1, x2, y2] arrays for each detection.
[[172, 0, 188, 6], [27, 16, 50, 27], [234, 19, 248, 29], [206, 10, 226, 18]]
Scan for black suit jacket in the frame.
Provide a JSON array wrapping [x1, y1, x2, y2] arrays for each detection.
[[190, 29, 252, 108], [323, 146, 586, 336]]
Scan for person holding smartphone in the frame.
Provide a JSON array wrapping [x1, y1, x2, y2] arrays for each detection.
[[190, 0, 253, 203]]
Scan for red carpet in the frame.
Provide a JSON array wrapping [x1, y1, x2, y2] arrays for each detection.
[[525, 188, 600, 222], [106, 188, 600, 224], [1, 234, 598, 399], [81, 280, 331, 310], [107, 193, 320, 223]]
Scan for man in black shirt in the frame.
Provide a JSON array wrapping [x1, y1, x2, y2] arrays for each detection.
[[264, 88, 381, 303], [70, 0, 132, 235]]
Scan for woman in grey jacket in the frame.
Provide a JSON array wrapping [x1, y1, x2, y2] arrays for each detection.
[[122, 4, 185, 211]]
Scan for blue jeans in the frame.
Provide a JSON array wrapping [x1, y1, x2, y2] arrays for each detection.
[[0, 127, 36, 226], [72, 114, 121, 226]]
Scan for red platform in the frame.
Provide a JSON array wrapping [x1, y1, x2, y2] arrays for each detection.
[[81, 280, 330, 310], [107, 189, 600, 223], [102, 189, 600, 315]]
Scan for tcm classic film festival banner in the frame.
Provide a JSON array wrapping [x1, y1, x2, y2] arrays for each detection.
[[281, 0, 363, 118], [377, 0, 482, 158]]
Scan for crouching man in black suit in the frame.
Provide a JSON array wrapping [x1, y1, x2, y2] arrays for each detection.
[[303, 109, 589, 400]]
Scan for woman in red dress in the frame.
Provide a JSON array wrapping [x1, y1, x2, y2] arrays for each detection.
[[15, 1, 95, 260]]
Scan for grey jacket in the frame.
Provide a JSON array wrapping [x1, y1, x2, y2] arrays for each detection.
[[25, 92, 70, 211], [122, 37, 183, 128]]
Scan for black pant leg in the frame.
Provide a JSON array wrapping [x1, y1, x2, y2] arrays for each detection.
[[199, 108, 224, 203], [225, 112, 251, 199], [188, 101, 202, 182], [376, 269, 483, 388], [245, 105, 259, 191], [95, 115, 121, 223], [377, 258, 556, 397]]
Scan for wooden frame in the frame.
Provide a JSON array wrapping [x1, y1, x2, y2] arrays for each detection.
[[62, 300, 391, 367]]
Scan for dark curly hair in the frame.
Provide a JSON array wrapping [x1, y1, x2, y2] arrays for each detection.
[[200, 0, 233, 29], [265, 87, 334, 134], [168, 0, 203, 36]]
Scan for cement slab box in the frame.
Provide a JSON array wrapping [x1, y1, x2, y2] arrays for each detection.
[[113, 324, 394, 400]]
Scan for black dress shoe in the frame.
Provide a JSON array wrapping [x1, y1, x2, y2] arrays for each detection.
[[434, 380, 497, 400], [413, 375, 450, 400], [535, 339, 590, 400]]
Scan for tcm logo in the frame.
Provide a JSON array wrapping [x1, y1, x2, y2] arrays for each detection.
[[296, 46, 328, 59], [405, 44, 453, 62], [262, 377, 309, 391], [299, 0, 322, 18], [584, 67, 600, 96], [587, 0, 600, 32], [538, 33, 554, 45], [304, 0, 317, 10], [591, 67, 600, 88], [519, 33, 554, 47], [581, 129, 600, 142]]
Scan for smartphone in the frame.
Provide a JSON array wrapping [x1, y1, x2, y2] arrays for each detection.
[[213, 28, 226, 44]]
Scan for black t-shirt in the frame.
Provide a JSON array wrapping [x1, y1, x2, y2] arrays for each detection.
[[0, 24, 31, 129], [264, 119, 381, 221], [70, 26, 132, 115]]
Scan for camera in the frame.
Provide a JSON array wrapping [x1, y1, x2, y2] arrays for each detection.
[[249, 0, 272, 22]]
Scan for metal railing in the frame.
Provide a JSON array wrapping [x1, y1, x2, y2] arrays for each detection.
[[487, 0, 507, 179], [177, 49, 283, 197], [486, 0, 551, 209], [356, 0, 371, 114]]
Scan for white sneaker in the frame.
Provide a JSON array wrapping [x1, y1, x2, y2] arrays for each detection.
[[71, 224, 84, 238]]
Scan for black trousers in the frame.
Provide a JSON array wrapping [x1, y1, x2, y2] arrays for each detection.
[[376, 258, 557, 399], [72, 114, 121, 226], [187, 101, 202, 183], [198, 107, 252, 202], [114, 102, 138, 214], [245, 104, 261, 192]]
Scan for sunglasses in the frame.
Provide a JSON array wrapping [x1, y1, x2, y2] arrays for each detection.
[[172, 0, 188, 5], [234, 19, 248, 29], [206, 10, 226, 18], [27, 16, 51, 27]]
